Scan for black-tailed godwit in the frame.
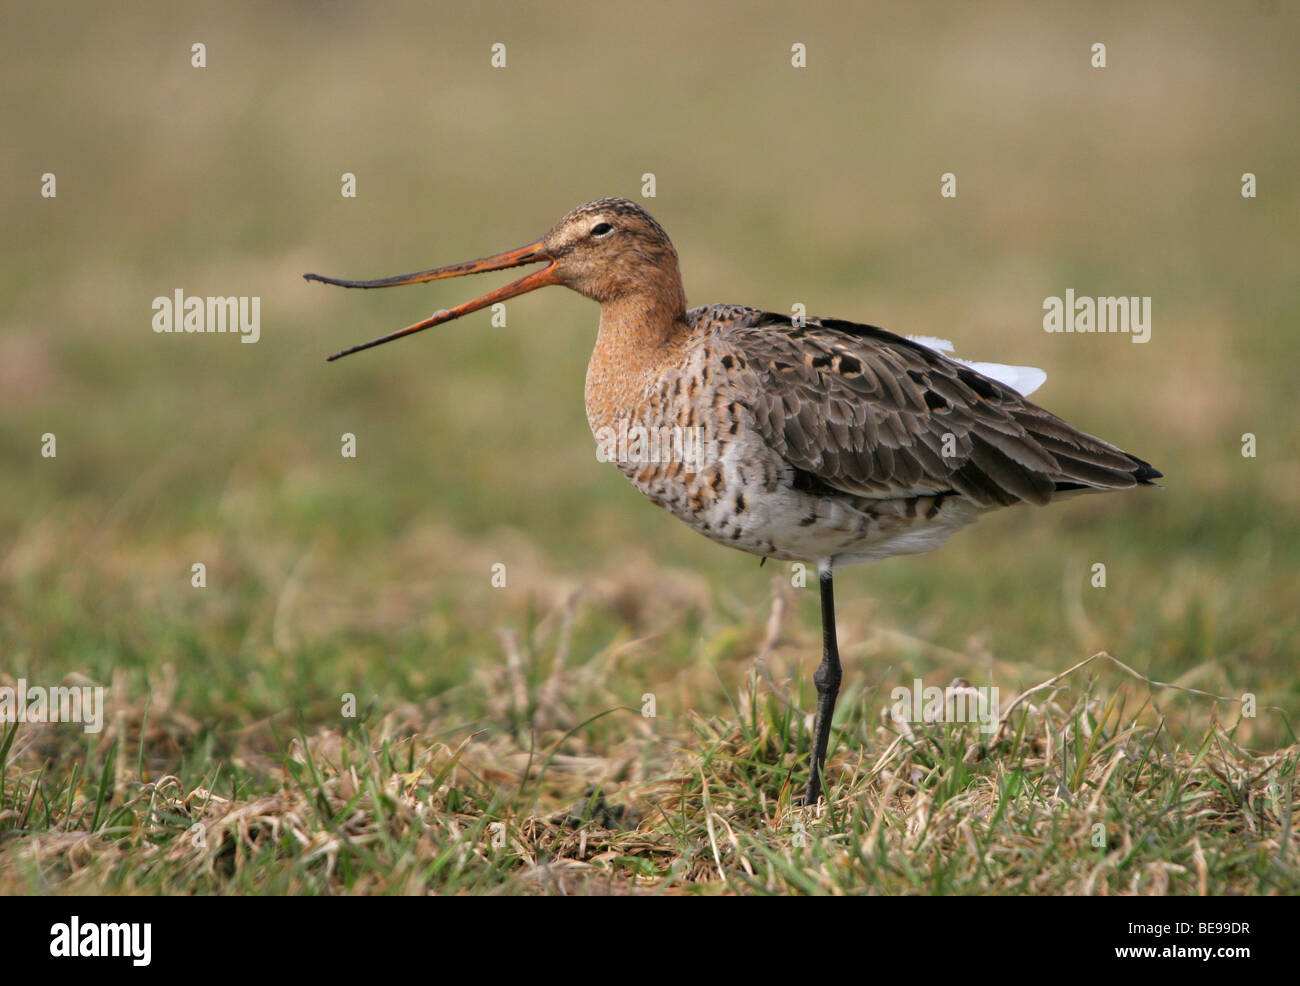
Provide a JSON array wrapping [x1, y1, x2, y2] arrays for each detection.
[[306, 197, 1161, 805]]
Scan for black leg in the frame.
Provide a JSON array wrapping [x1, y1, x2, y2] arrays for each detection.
[[804, 564, 842, 805]]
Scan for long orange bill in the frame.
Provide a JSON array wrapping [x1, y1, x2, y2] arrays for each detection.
[[304, 239, 558, 361]]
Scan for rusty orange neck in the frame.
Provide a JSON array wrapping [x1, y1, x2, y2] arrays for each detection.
[[585, 280, 692, 430], [599, 285, 688, 346]]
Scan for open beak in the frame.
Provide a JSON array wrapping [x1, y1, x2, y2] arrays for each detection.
[[305, 239, 559, 361]]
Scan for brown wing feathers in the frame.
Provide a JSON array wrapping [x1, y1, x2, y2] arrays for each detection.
[[728, 310, 1160, 508]]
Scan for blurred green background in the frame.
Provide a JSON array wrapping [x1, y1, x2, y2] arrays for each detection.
[[2, 1, 1297, 749]]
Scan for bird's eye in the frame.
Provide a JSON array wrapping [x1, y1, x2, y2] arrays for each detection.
[[590, 222, 613, 237]]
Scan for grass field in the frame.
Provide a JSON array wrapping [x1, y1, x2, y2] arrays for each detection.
[[1, 1, 1297, 894]]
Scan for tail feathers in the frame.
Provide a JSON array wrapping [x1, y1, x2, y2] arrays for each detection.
[[1131, 457, 1163, 485], [1050, 449, 1161, 496], [905, 335, 1048, 398], [1019, 407, 1162, 496]]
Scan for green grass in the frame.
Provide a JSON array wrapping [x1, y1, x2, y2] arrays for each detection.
[[1, 0, 1298, 894], [2, 651, 1295, 895]]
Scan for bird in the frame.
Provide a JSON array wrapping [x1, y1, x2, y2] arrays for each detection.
[[305, 197, 1161, 806]]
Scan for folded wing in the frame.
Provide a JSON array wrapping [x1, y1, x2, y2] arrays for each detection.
[[719, 310, 1160, 507]]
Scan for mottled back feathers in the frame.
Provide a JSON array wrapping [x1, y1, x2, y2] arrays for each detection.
[[697, 306, 1160, 509]]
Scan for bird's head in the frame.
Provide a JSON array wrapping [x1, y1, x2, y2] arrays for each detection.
[[305, 197, 683, 361]]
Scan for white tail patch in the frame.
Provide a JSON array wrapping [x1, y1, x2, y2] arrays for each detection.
[[906, 336, 1046, 397]]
